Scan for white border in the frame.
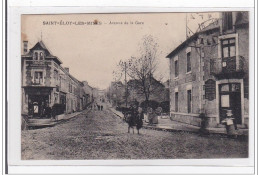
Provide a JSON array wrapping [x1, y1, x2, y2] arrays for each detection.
[[7, 2, 255, 175]]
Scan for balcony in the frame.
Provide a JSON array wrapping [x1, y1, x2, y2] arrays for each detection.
[[210, 56, 246, 79], [32, 78, 44, 85]]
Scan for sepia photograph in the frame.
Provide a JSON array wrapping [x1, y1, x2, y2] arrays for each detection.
[[20, 12, 249, 160]]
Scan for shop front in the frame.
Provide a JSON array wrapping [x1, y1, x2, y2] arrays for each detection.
[[24, 87, 53, 118]]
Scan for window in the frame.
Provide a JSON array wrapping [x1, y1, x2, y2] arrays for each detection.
[[174, 60, 178, 77], [34, 71, 43, 84], [175, 92, 178, 112], [54, 70, 59, 80], [187, 90, 192, 113], [187, 52, 191, 73], [223, 12, 233, 31], [221, 38, 236, 58], [34, 52, 38, 60], [69, 83, 72, 93], [221, 38, 236, 71], [40, 52, 44, 60], [200, 38, 204, 44]]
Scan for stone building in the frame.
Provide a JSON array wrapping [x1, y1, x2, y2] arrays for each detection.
[[166, 12, 249, 127], [21, 40, 88, 118]]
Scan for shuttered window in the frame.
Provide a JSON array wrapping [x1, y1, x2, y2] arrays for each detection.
[[175, 60, 179, 77]]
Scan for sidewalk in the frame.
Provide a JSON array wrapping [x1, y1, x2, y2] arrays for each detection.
[[109, 108, 248, 136], [56, 111, 82, 121], [56, 108, 91, 122]]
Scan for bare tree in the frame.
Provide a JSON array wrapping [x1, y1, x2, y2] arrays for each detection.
[[117, 35, 162, 108]]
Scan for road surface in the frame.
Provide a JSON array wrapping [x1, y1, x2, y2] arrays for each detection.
[[21, 105, 248, 160]]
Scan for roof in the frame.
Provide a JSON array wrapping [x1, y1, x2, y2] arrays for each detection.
[[22, 40, 63, 65], [166, 12, 249, 59], [22, 40, 85, 87], [166, 20, 220, 59], [166, 34, 199, 59]]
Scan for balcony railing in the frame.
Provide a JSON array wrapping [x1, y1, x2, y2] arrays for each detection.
[[210, 56, 246, 79], [32, 79, 44, 85]]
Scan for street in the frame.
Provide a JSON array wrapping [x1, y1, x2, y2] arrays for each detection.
[[21, 104, 248, 160]]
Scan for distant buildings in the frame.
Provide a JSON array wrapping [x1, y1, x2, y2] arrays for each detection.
[[107, 77, 169, 108], [82, 81, 94, 103], [21, 40, 94, 118], [167, 12, 249, 127], [127, 78, 169, 103], [106, 81, 125, 107]]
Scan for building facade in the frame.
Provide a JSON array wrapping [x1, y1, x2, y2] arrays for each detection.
[[21, 40, 88, 118], [167, 12, 249, 127], [82, 81, 94, 105]]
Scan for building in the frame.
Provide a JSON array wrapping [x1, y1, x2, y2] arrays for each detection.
[[82, 81, 94, 104], [127, 77, 168, 104], [106, 81, 125, 107], [106, 77, 169, 108], [21, 40, 89, 118], [166, 12, 249, 127], [97, 89, 106, 103]]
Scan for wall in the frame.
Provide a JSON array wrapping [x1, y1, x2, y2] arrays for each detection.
[[200, 31, 220, 126], [169, 41, 203, 126], [237, 26, 249, 126]]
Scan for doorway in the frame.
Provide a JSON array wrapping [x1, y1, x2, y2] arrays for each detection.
[[219, 83, 242, 124], [28, 95, 49, 118]]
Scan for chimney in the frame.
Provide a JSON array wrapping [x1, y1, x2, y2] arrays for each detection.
[[23, 41, 28, 54], [64, 67, 69, 73], [82, 81, 88, 85]]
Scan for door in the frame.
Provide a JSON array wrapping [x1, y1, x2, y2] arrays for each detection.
[[219, 83, 242, 124]]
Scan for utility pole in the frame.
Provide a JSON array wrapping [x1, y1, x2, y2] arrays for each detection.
[[124, 62, 128, 108]]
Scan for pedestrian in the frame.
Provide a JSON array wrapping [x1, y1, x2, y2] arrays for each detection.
[[127, 104, 137, 134], [101, 105, 103, 111], [199, 113, 209, 136], [136, 106, 144, 134], [147, 107, 154, 125], [45, 105, 52, 119], [221, 110, 237, 138]]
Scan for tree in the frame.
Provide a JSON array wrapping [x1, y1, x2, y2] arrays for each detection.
[[117, 35, 162, 108]]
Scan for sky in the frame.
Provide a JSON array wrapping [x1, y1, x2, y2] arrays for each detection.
[[21, 12, 219, 89]]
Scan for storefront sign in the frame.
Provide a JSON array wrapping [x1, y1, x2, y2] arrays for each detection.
[[205, 79, 216, 101]]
